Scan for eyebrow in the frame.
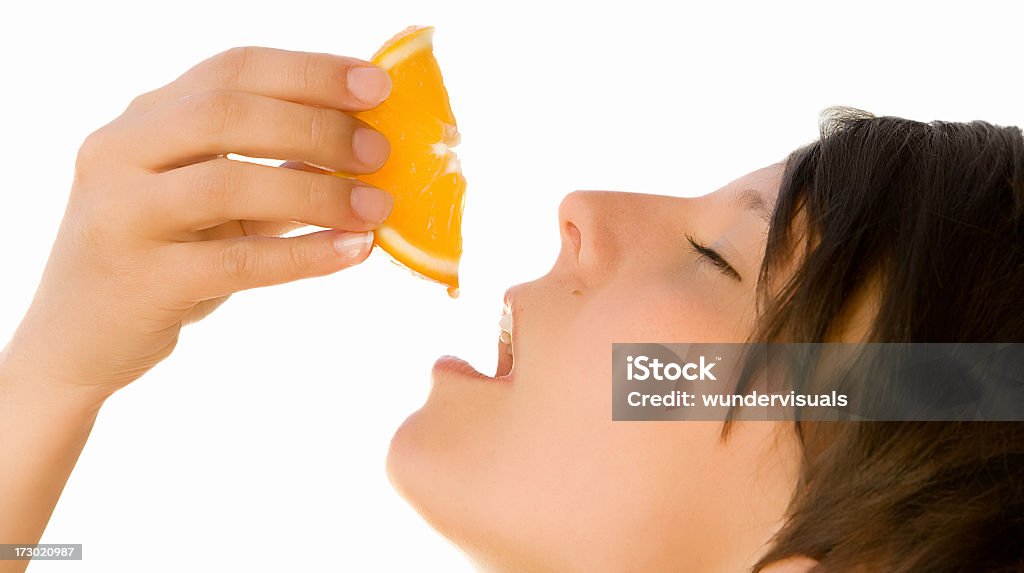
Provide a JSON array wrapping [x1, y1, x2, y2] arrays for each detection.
[[734, 188, 772, 224]]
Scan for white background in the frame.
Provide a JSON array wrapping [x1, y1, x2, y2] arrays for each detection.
[[1, 1, 1020, 571]]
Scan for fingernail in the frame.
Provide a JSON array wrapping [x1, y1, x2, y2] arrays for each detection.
[[350, 185, 393, 224], [334, 231, 374, 258], [352, 128, 390, 171], [347, 66, 392, 105]]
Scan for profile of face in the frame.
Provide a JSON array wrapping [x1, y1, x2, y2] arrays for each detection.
[[387, 163, 809, 572]]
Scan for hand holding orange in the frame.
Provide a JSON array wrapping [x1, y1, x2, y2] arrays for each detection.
[[338, 26, 465, 296]]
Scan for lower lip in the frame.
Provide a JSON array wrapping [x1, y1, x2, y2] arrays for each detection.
[[431, 355, 513, 383]]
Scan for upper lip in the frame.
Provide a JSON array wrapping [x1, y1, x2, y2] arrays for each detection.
[[503, 286, 521, 325], [502, 287, 515, 316]]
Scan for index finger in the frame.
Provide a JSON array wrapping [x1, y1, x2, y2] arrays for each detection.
[[128, 46, 391, 114]]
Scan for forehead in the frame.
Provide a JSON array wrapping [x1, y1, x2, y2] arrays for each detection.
[[710, 162, 785, 223], [727, 162, 784, 199]]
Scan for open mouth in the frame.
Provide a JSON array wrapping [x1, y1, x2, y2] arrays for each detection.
[[495, 294, 515, 378], [432, 288, 519, 382]]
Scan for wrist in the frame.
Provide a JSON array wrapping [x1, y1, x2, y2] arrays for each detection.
[[0, 337, 111, 414]]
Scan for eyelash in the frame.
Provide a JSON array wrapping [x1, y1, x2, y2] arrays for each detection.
[[686, 234, 742, 282]]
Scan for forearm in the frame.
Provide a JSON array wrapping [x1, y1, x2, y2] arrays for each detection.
[[0, 341, 105, 572]]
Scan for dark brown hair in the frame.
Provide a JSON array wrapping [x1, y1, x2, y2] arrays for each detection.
[[749, 108, 1024, 572]]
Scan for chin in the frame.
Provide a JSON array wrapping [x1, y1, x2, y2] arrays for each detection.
[[386, 412, 442, 542], [384, 407, 422, 504], [384, 400, 477, 545], [386, 371, 547, 571], [386, 408, 501, 568]]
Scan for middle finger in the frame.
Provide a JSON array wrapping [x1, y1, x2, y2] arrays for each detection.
[[141, 157, 393, 234], [116, 89, 390, 173]]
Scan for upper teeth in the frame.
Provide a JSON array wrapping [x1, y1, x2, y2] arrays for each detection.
[[499, 307, 513, 354]]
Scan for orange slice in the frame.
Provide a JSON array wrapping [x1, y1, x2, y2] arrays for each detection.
[[340, 25, 465, 295]]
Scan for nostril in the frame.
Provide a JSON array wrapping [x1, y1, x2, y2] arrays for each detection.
[[565, 221, 582, 259]]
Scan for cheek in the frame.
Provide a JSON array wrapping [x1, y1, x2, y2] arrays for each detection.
[[508, 282, 745, 474], [579, 281, 744, 343]]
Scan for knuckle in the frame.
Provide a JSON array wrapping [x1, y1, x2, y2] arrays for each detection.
[[295, 173, 323, 217], [286, 240, 316, 273], [191, 160, 237, 208], [188, 89, 247, 138], [75, 126, 114, 180], [77, 126, 110, 163], [305, 106, 333, 153], [296, 52, 330, 95], [219, 240, 258, 283], [127, 89, 159, 113], [215, 46, 258, 86]]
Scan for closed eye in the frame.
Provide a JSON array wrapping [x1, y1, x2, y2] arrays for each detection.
[[686, 234, 742, 282]]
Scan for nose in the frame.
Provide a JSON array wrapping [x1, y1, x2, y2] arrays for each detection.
[[557, 190, 675, 281]]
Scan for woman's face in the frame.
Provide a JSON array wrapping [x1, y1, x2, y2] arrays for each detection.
[[387, 163, 804, 572]]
